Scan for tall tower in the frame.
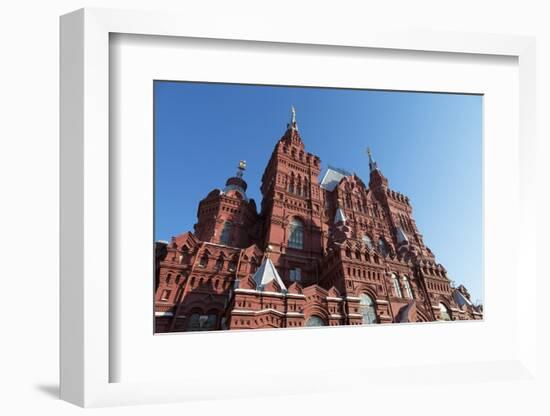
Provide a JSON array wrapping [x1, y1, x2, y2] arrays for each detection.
[[194, 161, 259, 248], [258, 107, 324, 286]]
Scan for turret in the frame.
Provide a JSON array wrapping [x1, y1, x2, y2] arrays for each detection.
[[194, 160, 258, 247]]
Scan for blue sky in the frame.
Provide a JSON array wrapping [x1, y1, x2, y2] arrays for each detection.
[[155, 81, 483, 303]]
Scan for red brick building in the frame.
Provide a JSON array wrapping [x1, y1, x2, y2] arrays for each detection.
[[154, 107, 483, 332]]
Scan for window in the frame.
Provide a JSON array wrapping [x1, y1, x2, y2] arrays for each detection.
[[391, 273, 402, 297], [228, 261, 237, 272], [180, 247, 190, 264], [362, 234, 373, 249], [214, 257, 224, 271], [439, 303, 451, 321], [187, 313, 218, 331], [199, 255, 208, 267], [289, 267, 302, 282], [306, 316, 326, 327], [250, 258, 258, 274], [359, 294, 377, 324], [378, 238, 389, 256], [288, 218, 304, 249], [160, 289, 171, 301], [403, 276, 414, 299], [220, 221, 233, 245]]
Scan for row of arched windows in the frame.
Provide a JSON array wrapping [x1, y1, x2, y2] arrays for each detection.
[[344, 236, 390, 259], [306, 294, 378, 327], [391, 273, 414, 299], [398, 213, 414, 233], [199, 252, 238, 272], [286, 172, 310, 197]]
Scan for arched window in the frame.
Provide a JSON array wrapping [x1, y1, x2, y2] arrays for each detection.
[[187, 313, 201, 330], [199, 255, 208, 268], [306, 316, 326, 327], [362, 234, 373, 249], [220, 221, 233, 245], [180, 246, 190, 264], [214, 257, 224, 271], [187, 312, 218, 331], [360, 294, 377, 324], [403, 276, 414, 299], [391, 273, 402, 297], [288, 218, 304, 249], [439, 303, 451, 321], [378, 238, 389, 256]]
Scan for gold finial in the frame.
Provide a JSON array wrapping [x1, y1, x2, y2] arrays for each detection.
[[367, 147, 372, 157], [238, 160, 247, 171]]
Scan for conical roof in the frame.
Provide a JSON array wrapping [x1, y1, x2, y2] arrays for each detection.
[[252, 257, 286, 292]]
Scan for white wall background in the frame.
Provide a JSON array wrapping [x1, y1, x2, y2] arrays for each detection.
[[1, 1, 548, 414]]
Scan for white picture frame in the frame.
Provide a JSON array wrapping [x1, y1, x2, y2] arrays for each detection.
[[60, 7, 538, 408]]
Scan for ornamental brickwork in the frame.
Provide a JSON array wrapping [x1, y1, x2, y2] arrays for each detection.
[[154, 108, 482, 332]]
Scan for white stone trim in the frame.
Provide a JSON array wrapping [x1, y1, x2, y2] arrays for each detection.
[[375, 299, 389, 304], [154, 311, 174, 317], [231, 308, 304, 317], [286, 312, 305, 317], [326, 296, 343, 301], [286, 293, 306, 299], [234, 288, 285, 298], [234, 288, 258, 294]]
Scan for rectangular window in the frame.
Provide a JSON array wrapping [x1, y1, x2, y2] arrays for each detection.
[[289, 268, 302, 282], [160, 289, 171, 301]]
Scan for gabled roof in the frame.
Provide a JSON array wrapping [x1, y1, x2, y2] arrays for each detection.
[[319, 166, 351, 191], [252, 257, 287, 292]]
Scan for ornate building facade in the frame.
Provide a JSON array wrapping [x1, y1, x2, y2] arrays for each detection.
[[154, 108, 482, 332]]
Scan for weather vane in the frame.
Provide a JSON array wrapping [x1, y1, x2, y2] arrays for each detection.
[[236, 160, 247, 178]]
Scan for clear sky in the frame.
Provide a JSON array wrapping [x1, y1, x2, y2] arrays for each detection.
[[154, 81, 483, 304]]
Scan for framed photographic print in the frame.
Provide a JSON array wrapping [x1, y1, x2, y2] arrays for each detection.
[[152, 81, 483, 334], [60, 7, 538, 408]]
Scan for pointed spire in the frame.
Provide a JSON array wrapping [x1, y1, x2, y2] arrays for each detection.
[[290, 105, 298, 130], [252, 254, 287, 292], [367, 147, 378, 172]]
